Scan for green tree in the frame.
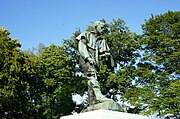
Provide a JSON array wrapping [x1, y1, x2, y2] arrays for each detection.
[[132, 11, 180, 116], [29, 44, 77, 118], [0, 27, 80, 118], [0, 27, 34, 118]]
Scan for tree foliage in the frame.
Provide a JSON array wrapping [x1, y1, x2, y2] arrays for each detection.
[[131, 11, 180, 116], [0, 27, 33, 118], [0, 28, 77, 118], [28, 44, 76, 118]]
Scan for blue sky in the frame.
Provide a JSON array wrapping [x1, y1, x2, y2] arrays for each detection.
[[1, 0, 179, 50]]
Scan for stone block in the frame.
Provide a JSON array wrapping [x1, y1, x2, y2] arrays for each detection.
[[60, 109, 148, 119]]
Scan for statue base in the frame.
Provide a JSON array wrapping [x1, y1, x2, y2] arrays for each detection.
[[82, 100, 125, 112], [60, 109, 148, 119]]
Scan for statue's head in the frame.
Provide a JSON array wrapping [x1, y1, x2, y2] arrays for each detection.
[[92, 21, 107, 35]]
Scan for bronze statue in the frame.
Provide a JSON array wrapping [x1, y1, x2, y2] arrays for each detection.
[[76, 21, 115, 106]]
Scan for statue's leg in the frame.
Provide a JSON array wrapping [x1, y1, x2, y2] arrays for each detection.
[[88, 80, 95, 106], [87, 75, 111, 103]]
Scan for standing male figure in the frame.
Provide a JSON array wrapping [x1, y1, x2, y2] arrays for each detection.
[[76, 21, 114, 106]]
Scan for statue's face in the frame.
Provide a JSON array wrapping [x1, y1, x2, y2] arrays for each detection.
[[96, 24, 107, 35]]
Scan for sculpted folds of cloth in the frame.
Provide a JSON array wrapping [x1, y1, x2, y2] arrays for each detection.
[[76, 21, 114, 106]]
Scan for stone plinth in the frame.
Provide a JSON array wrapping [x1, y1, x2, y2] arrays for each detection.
[[60, 109, 148, 119]]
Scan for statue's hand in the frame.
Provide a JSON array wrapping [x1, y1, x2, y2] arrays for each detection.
[[104, 52, 110, 56], [87, 58, 94, 65], [100, 52, 110, 60]]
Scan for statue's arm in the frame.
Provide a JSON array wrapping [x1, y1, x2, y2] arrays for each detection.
[[78, 38, 90, 60]]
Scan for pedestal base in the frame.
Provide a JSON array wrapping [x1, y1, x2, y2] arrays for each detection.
[[60, 109, 148, 119]]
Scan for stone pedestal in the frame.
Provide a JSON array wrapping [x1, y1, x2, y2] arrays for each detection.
[[60, 109, 148, 119]]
